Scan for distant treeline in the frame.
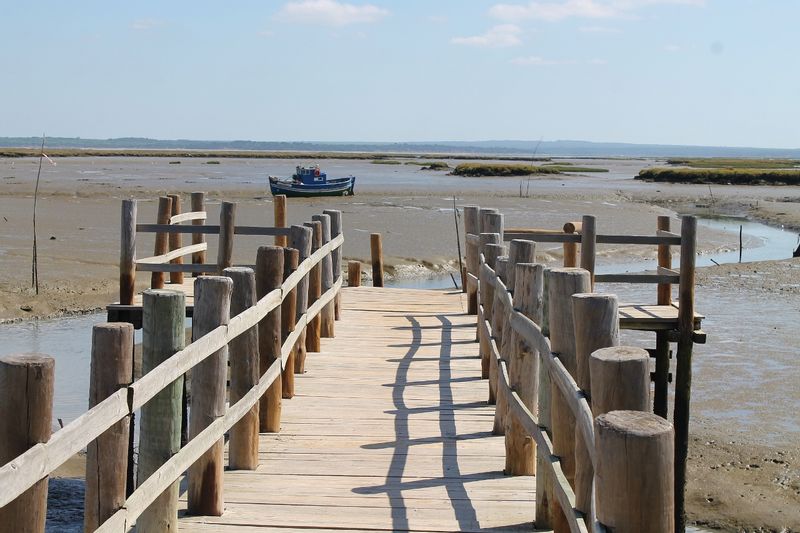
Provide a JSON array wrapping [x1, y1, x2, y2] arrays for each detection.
[[636, 167, 800, 185]]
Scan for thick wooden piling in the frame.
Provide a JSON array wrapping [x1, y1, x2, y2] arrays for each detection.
[[313, 213, 334, 337], [546, 267, 590, 531], [217, 201, 236, 272], [138, 289, 185, 532], [274, 194, 287, 247], [562, 221, 581, 267], [151, 196, 172, 289], [370, 232, 384, 287], [191, 192, 206, 276], [654, 215, 672, 418], [167, 194, 184, 285], [323, 209, 343, 319], [507, 239, 536, 293], [505, 263, 544, 475], [590, 346, 650, 416], [224, 267, 260, 471], [675, 215, 697, 531], [483, 241, 505, 270], [256, 246, 284, 432], [347, 260, 362, 287], [120, 199, 137, 305], [290, 225, 312, 373], [572, 293, 619, 518], [0, 353, 54, 533], [481, 209, 503, 237], [579, 215, 596, 289], [463, 206, 480, 314], [281, 248, 299, 398], [188, 276, 232, 516], [595, 411, 674, 533], [84, 324, 133, 532], [305, 221, 323, 352]]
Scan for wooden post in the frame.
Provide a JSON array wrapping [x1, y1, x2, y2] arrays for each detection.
[[495, 257, 509, 285], [590, 346, 650, 416], [281, 248, 299, 398], [507, 239, 535, 293], [188, 276, 232, 516], [256, 246, 284, 432], [167, 194, 184, 285], [562, 221, 581, 267], [464, 205, 480, 237], [483, 212, 504, 240], [370, 232, 384, 287], [674, 215, 697, 532], [217, 201, 235, 273], [138, 289, 185, 532], [323, 209, 343, 319], [0, 354, 54, 533], [305, 221, 323, 352], [595, 411, 674, 533], [535, 326, 553, 529], [579, 215, 596, 289], [490, 276, 509, 435], [224, 267, 260, 471], [572, 293, 619, 519], [483, 242, 505, 270], [465, 206, 481, 315], [274, 194, 287, 247], [191, 192, 206, 277], [478, 207, 497, 233], [151, 196, 172, 289], [348, 261, 362, 287], [84, 324, 133, 532], [505, 263, 544, 475], [547, 267, 590, 531], [655, 215, 672, 418], [313, 213, 334, 337], [290, 225, 312, 373], [120, 199, 137, 305]]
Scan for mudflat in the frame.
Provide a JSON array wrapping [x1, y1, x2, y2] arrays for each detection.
[[1, 155, 798, 531]]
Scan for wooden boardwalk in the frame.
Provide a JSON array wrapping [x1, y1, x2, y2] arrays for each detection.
[[178, 287, 535, 532]]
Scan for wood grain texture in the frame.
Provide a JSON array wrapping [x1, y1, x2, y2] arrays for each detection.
[[256, 246, 284, 433], [151, 196, 172, 289], [167, 194, 184, 285]]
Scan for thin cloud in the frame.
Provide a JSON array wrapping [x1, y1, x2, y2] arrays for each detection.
[[579, 25, 620, 33], [451, 24, 523, 48], [490, 0, 704, 22], [663, 43, 681, 51], [131, 19, 165, 31], [511, 56, 607, 66], [276, 0, 389, 26]]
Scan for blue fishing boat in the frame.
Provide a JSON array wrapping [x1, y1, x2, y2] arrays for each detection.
[[269, 165, 356, 197]]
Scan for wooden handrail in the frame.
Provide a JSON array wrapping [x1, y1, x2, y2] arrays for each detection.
[[136, 224, 292, 236], [503, 232, 681, 246], [169, 211, 207, 225], [0, 233, 344, 513], [136, 243, 208, 265]]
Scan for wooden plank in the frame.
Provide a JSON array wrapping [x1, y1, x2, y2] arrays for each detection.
[[135, 243, 208, 265]]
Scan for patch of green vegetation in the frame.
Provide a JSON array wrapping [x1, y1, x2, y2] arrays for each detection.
[[405, 161, 450, 170], [370, 159, 402, 165], [636, 167, 800, 185], [168, 160, 181, 164], [206, 160, 220, 165], [667, 158, 800, 169], [544, 165, 608, 173], [451, 163, 561, 177]]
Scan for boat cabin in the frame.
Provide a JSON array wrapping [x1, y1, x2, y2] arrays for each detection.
[[294, 165, 327, 185]]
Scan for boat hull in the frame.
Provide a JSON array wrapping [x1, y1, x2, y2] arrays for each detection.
[[269, 176, 355, 198]]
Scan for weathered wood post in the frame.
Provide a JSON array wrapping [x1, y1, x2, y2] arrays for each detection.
[[507, 239, 536, 293], [483, 212, 504, 242], [224, 267, 260, 471], [675, 215, 697, 531], [478, 262, 492, 381], [167, 194, 184, 285], [480, 208, 500, 235], [347, 260, 362, 287], [590, 346, 650, 416], [274, 194, 287, 247], [562, 221, 581, 267], [483, 242, 505, 270], [505, 262, 544, 476], [370, 232, 384, 287], [138, 289, 185, 532], [191, 192, 206, 276], [217, 201, 235, 273], [305, 221, 323, 352], [491, 275, 510, 435], [323, 209, 343, 319], [572, 294, 619, 520], [290, 225, 312, 373], [654, 215, 672, 418], [281, 248, 299, 398], [546, 267, 590, 531], [313, 213, 334, 337], [84, 324, 134, 532], [120, 199, 137, 305], [256, 246, 284, 433], [187, 276, 231, 516], [579, 215, 596, 289], [152, 196, 172, 289], [595, 411, 674, 532], [463, 206, 480, 314], [0, 354, 54, 532]]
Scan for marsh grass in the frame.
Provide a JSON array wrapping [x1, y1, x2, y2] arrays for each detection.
[[637, 167, 800, 185], [452, 163, 561, 177], [667, 158, 800, 169], [370, 159, 402, 165]]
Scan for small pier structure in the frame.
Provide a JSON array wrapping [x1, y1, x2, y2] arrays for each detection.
[[0, 195, 704, 533]]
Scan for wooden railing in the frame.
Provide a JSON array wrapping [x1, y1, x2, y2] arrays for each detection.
[[0, 201, 344, 532]]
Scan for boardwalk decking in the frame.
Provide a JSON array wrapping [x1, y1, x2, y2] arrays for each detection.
[[178, 287, 536, 532]]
